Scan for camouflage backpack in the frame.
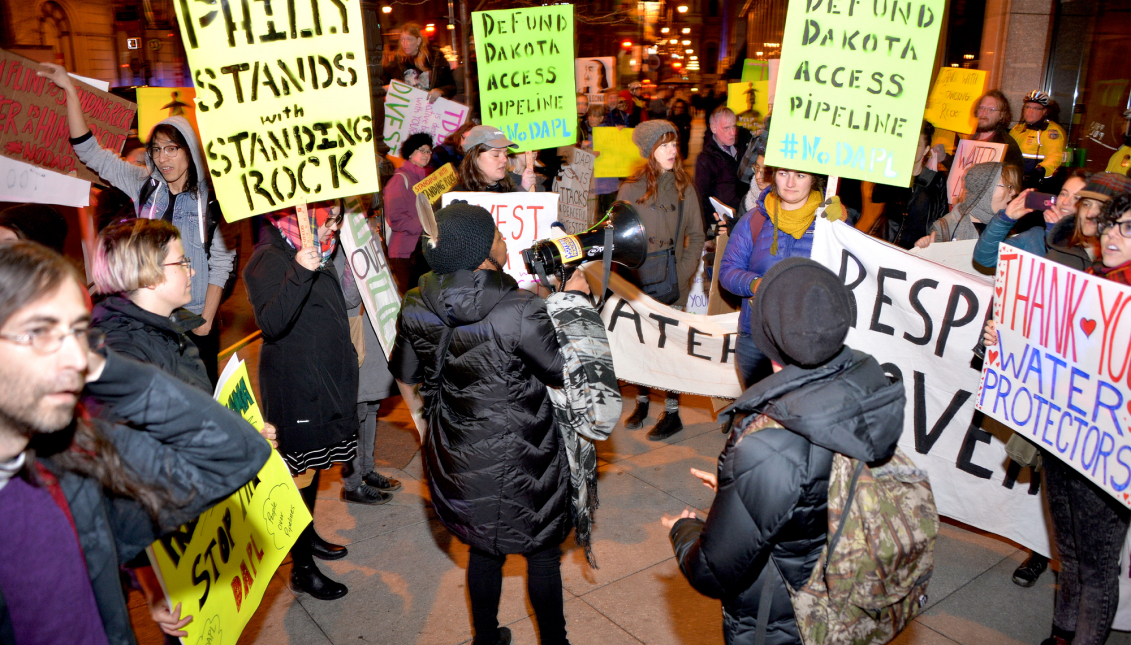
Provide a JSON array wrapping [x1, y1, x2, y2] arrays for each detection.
[[755, 445, 939, 645]]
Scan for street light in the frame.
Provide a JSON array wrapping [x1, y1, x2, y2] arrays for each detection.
[[681, 27, 690, 33], [381, 5, 391, 12], [661, 27, 670, 33], [685, 48, 693, 53], [676, 5, 688, 12], [681, 39, 690, 44]]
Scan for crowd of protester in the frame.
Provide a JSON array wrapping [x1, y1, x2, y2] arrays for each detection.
[[0, 20, 1129, 645]]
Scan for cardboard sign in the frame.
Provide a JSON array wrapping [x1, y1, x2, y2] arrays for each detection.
[[382, 81, 469, 157], [442, 191, 558, 289], [136, 87, 200, 139], [764, 0, 945, 186], [0, 48, 134, 183], [593, 126, 646, 178], [552, 146, 596, 234], [576, 57, 616, 108], [147, 356, 310, 645], [977, 246, 1131, 508], [412, 163, 458, 204], [946, 138, 1006, 204], [925, 68, 987, 135], [171, 0, 379, 222], [472, 6, 576, 152], [339, 194, 400, 353]]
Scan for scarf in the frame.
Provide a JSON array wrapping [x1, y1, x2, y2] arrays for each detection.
[[267, 206, 337, 263], [1089, 260, 1131, 287], [544, 291, 620, 568], [767, 190, 822, 255]]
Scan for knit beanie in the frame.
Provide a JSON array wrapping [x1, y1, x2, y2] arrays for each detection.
[[422, 202, 497, 274], [0, 204, 68, 254], [1078, 172, 1131, 203], [400, 132, 433, 159], [632, 120, 678, 159], [750, 257, 853, 367], [957, 161, 1002, 223]]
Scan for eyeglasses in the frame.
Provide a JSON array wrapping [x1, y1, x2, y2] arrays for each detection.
[[0, 327, 106, 355], [415, 148, 433, 156], [149, 145, 182, 158], [975, 106, 1001, 114], [163, 257, 192, 271], [1099, 221, 1131, 238]]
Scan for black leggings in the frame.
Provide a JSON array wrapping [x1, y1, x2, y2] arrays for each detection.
[[468, 545, 567, 645], [291, 470, 322, 568]]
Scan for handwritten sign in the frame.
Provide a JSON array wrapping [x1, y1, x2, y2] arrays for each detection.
[[593, 126, 646, 178], [413, 163, 458, 204], [472, 5, 575, 152], [148, 356, 310, 645], [764, 0, 945, 186], [925, 68, 986, 135], [0, 155, 90, 207], [978, 245, 1131, 508], [946, 138, 1006, 204], [0, 48, 134, 183], [576, 57, 616, 108], [339, 194, 401, 352], [172, 0, 379, 222], [382, 81, 469, 156], [552, 146, 596, 234], [442, 191, 558, 290]]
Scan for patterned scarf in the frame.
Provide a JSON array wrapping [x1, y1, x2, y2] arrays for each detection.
[[767, 190, 822, 255], [544, 291, 621, 568], [267, 205, 338, 263]]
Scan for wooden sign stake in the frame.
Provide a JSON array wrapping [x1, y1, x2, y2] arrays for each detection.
[[295, 202, 314, 250]]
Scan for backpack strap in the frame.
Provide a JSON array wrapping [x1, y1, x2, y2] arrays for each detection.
[[754, 555, 786, 645], [822, 459, 867, 579]]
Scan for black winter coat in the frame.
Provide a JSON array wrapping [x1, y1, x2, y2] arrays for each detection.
[[670, 349, 904, 645], [874, 168, 950, 249], [91, 295, 210, 393], [244, 225, 358, 455], [695, 127, 754, 232], [389, 268, 570, 555]]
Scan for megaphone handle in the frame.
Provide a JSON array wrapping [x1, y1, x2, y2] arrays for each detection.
[[594, 224, 615, 310]]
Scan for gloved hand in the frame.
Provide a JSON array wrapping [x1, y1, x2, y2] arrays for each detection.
[[822, 195, 846, 222], [1025, 166, 1047, 185]]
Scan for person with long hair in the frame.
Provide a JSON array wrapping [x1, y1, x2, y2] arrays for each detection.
[[618, 121, 705, 441], [38, 64, 236, 384], [0, 240, 269, 644], [382, 22, 456, 102], [916, 162, 1020, 247], [386, 133, 436, 294], [452, 126, 538, 192]]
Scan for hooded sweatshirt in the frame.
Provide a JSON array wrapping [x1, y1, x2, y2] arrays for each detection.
[[71, 117, 235, 316], [928, 162, 1002, 243]]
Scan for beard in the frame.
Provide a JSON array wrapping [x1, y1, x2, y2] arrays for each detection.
[[0, 372, 81, 438]]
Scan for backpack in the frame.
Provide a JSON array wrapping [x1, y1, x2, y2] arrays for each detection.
[[756, 446, 938, 645]]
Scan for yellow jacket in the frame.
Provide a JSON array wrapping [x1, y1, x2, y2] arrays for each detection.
[[1010, 120, 1067, 176], [1107, 145, 1131, 175]]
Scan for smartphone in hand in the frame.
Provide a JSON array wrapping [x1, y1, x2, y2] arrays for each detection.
[[1024, 191, 1056, 211]]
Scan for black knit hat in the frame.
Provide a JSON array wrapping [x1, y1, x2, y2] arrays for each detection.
[[400, 132, 433, 159], [750, 257, 854, 367], [422, 202, 497, 274]]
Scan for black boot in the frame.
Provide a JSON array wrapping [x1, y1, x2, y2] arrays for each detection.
[[647, 410, 683, 441], [625, 399, 649, 429], [311, 531, 348, 560], [290, 525, 348, 600], [1012, 552, 1048, 588]]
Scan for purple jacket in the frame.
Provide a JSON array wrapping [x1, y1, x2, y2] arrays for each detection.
[[385, 163, 429, 258]]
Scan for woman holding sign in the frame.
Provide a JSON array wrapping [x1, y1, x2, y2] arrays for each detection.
[[452, 126, 539, 192], [382, 22, 456, 102], [386, 133, 436, 294]]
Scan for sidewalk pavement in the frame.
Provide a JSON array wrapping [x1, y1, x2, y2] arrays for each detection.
[[127, 383, 1131, 645]]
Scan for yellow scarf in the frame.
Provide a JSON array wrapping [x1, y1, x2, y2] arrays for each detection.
[[766, 190, 822, 255]]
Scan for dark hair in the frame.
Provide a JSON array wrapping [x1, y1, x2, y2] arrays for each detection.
[[979, 90, 1013, 130], [587, 104, 607, 121], [0, 204, 69, 254], [148, 123, 200, 197], [400, 132, 434, 158], [1098, 192, 1131, 229], [919, 120, 935, 144], [672, 99, 689, 112], [458, 143, 517, 191], [442, 120, 477, 151], [768, 168, 827, 200]]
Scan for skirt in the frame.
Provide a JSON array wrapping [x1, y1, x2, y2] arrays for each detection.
[[281, 434, 357, 475]]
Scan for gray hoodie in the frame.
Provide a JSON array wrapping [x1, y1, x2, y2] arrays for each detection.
[[928, 162, 1003, 243], [72, 116, 235, 315]]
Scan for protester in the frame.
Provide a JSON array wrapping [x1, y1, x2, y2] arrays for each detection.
[[873, 121, 950, 249], [669, 99, 693, 160], [963, 90, 1025, 168], [39, 63, 236, 384], [381, 22, 456, 101], [1011, 90, 1067, 188], [576, 93, 591, 146], [648, 86, 672, 120], [385, 133, 435, 294], [431, 120, 475, 171], [916, 162, 1019, 246], [244, 201, 367, 600], [0, 204, 69, 254], [390, 203, 592, 645], [617, 121, 705, 441], [695, 107, 753, 236], [0, 240, 269, 645], [452, 126, 538, 192], [740, 146, 771, 213], [604, 92, 632, 128], [664, 257, 905, 645]]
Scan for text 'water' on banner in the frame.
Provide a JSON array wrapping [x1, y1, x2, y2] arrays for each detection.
[[764, 0, 945, 186], [339, 194, 400, 357], [0, 48, 135, 184], [472, 5, 576, 152], [382, 81, 469, 155], [924, 68, 987, 136], [172, 0, 379, 222], [442, 191, 557, 290]]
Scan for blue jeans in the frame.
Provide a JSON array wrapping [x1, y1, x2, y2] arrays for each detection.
[[735, 333, 772, 389]]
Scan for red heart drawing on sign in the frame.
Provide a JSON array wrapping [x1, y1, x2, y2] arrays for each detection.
[[1080, 319, 1097, 337], [987, 350, 998, 365], [995, 286, 1003, 297], [1126, 400, 1131, 417]]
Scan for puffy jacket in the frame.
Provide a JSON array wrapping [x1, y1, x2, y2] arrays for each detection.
[[389, 268, 570, 555], [695, 127, 754, 232], [670, 349, 905, 645], [972, 213, 1090, 272], [0, 350, 270, 645], [244, 225, 359, 456], [91, 295, 210, 393], [719, 187, 815, 335]]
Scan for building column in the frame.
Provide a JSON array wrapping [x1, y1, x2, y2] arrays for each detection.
[[979, 0, 1056, 113]]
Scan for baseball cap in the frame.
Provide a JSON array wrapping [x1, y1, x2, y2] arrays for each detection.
[[462, 125, 516, 150]]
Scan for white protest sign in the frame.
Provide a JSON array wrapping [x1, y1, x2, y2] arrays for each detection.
[[383, 80, 469, 157], [908, 239, 990, 279], [946, 139, 1007, 204], [810, 218, 1052, 556], [338, 195, 399, 357], [0, 155, 90, 207], [442, 191, 558, 290], [552, 146, 596, 234], [684, 256, 710, 315]]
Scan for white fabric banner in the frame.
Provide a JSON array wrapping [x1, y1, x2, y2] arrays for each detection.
[[382, 80, 469, 157], [442, 191, 558, 290]]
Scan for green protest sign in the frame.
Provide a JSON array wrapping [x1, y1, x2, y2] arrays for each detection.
[[741, 59, 770, 83], [472, 5, 575, 152], [764, 0, 945, 186]]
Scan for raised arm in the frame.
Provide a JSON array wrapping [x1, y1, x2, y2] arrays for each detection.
[[36, 63, 89, 139]]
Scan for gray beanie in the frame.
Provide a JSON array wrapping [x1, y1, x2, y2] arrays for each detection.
[[422, 203, 497, 274], [632, 120, 678, 158], [957, 162, 1002, 223]]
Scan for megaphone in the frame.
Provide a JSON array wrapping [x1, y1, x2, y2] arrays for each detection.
[[521, 201, 648, 287]]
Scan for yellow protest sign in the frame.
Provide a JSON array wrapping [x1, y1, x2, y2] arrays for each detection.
[[472, 5, 576, 152], [728, 81, 769, 130], [413, 163, 458, 202], [147, 356, 309, 645], [172, 0, 379, 222], [136, 87, 200, 139], [593, 127, 646, 178], [924, 68, 987, 135]]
